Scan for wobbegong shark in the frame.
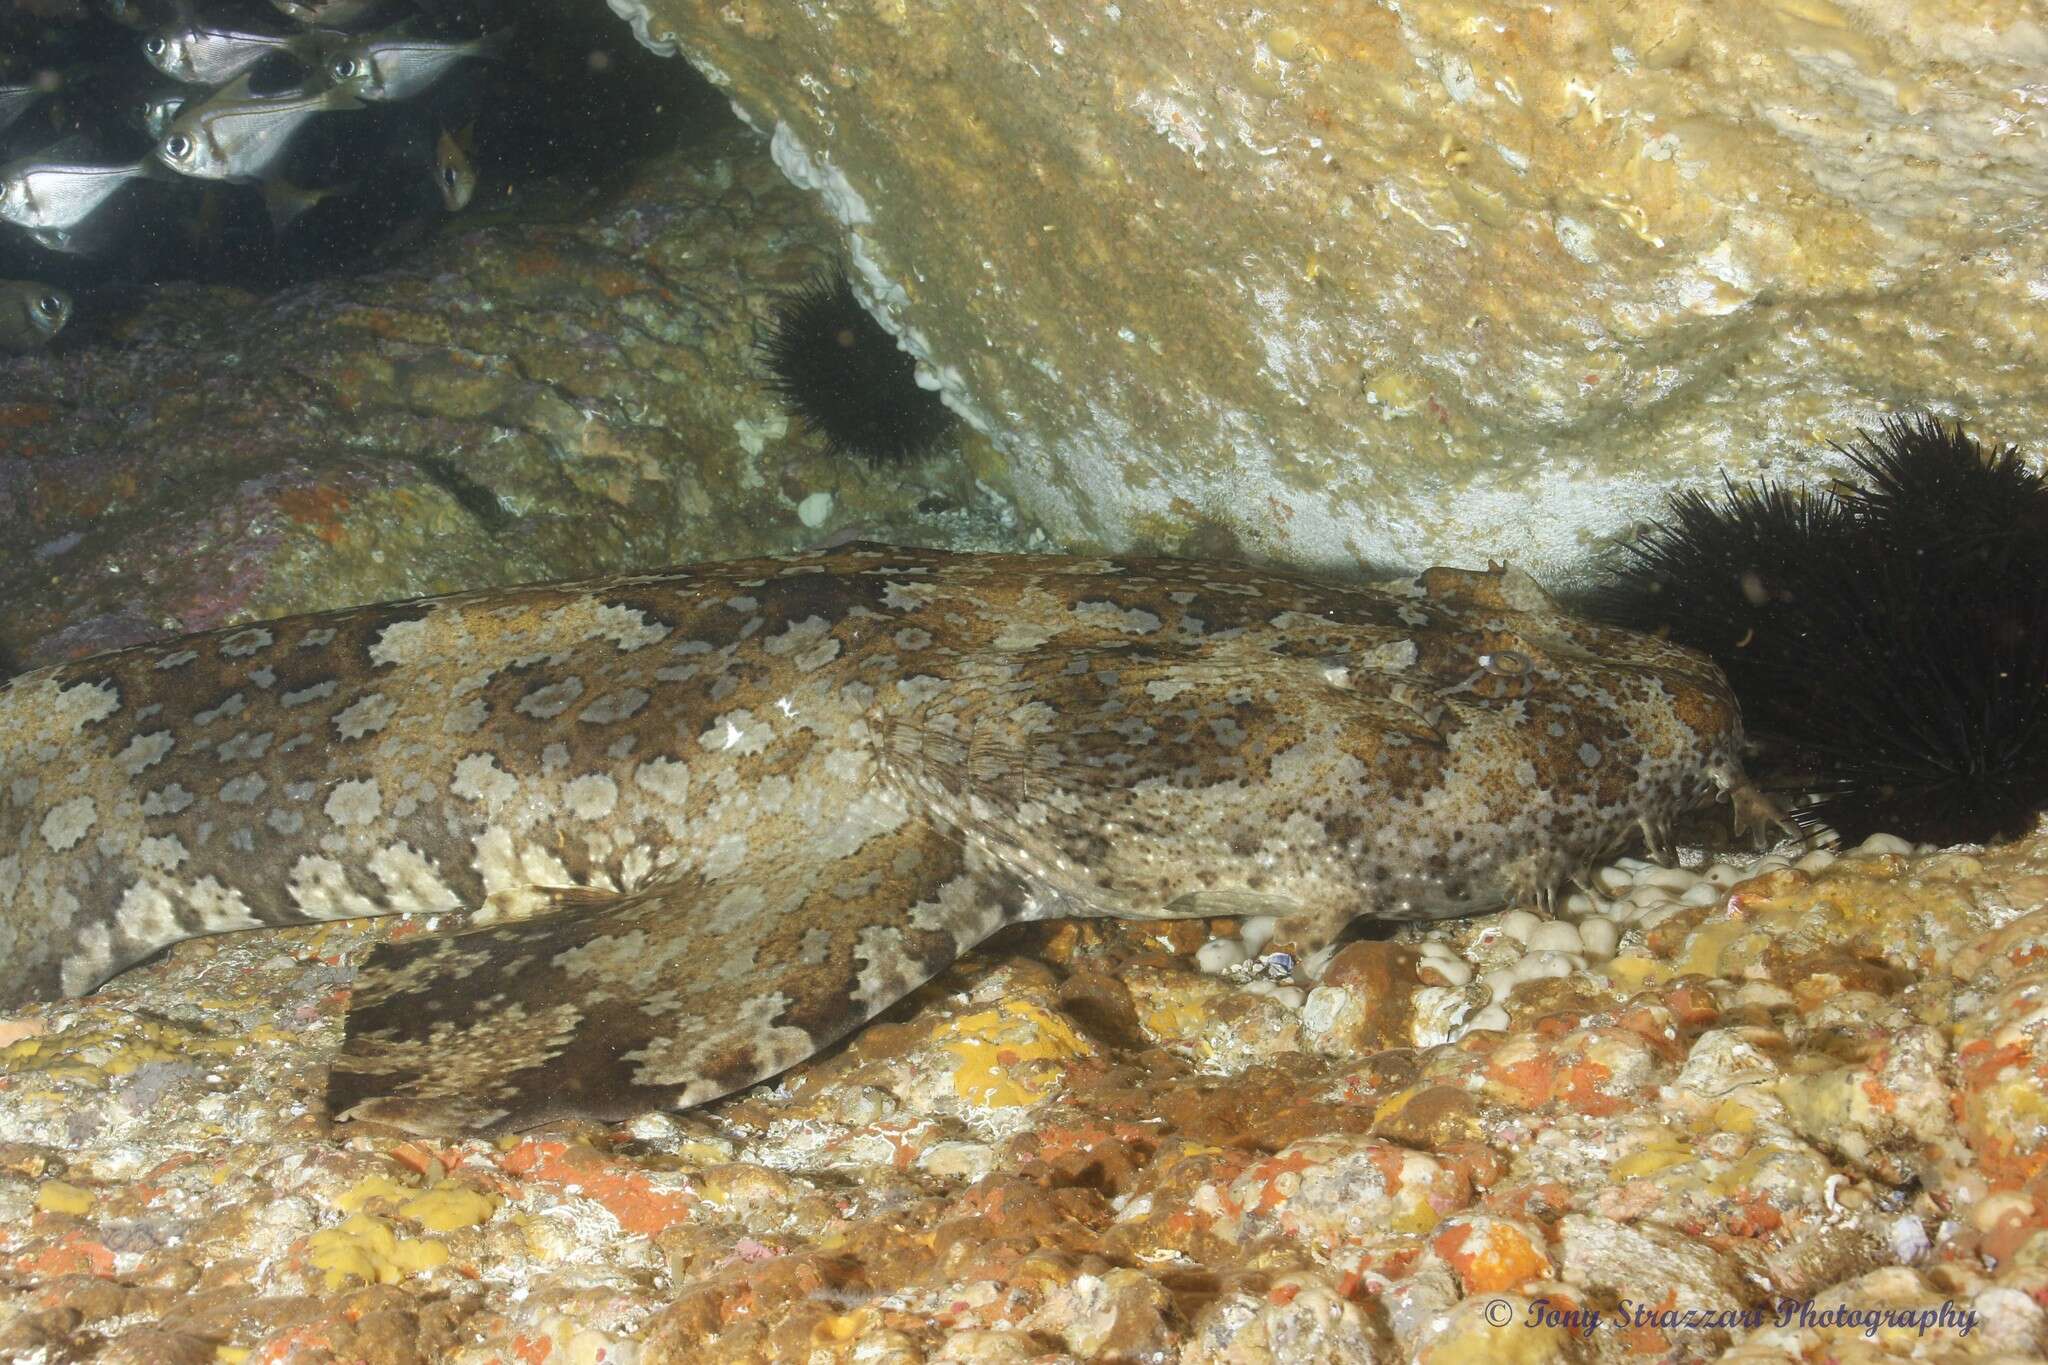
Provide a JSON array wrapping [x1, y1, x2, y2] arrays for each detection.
[[0, 544, 1762, 1135]]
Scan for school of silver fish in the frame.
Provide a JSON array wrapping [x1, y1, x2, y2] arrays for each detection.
[[0, 0, 493, 327]]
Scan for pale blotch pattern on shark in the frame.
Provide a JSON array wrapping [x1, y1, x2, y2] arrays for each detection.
[[0, 545, 1754, 1135]]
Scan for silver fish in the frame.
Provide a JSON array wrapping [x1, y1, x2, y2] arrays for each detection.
[[0, 279, 71, 352], [99, 0, 157, 30], [143, 23, 323, 86], [326, 29, 502, 103], [434, 121, 475, 210], [261, 176, 349, 230], [271, 0, 385, 27], [23, 224, 105, 256], [135, 90, 190, 141], [156, 75, 364, 182], [0, 152, 153, 234], [0, 83, 50, 137]]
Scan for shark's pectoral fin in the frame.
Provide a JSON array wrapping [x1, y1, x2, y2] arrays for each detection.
[[327, 821, 1028, 1136]]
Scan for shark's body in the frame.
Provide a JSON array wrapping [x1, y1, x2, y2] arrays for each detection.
[[0, 544, 1749, 1134]]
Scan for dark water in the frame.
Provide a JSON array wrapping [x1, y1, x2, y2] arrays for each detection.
[[0, 0, 725, 304]]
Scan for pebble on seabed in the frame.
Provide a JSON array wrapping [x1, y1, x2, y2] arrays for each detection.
[[9, 819, 2038, 1361], [1189, 831, 1911, 1040]]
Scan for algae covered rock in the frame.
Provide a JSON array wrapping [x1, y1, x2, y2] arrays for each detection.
[[0, 123, 1032, 671], [614, 0, 2048, 584]]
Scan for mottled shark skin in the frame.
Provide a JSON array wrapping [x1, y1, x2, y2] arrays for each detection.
[[0, 544, 1752, 1135]]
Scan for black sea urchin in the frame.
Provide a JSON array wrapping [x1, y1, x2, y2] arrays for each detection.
[[759, 270, 956, 464], [1591, 414, 2048, 847]]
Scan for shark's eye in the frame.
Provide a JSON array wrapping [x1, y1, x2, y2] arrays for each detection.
[[1438, 648, 1536, 702]]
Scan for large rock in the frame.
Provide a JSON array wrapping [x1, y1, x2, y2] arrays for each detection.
[[611, 0, 2048, 584]]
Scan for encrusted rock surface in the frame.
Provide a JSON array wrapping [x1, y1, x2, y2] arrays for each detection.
[[7, 830, 2048, 1359], [612, 0, 2048, 585], [0, 120, 1036, 673]]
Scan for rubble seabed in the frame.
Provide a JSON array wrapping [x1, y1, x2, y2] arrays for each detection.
[[5, 827, 2048, 1360]]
